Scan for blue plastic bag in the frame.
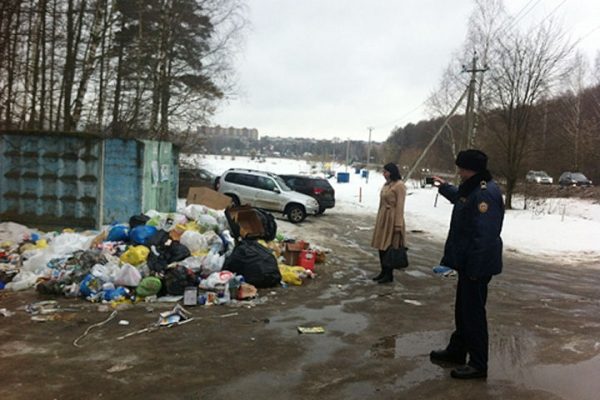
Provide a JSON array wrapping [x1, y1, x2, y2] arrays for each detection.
[[107, 224, 129, 242], [79, 274, 102, 297], [129, 225, 158, 245]]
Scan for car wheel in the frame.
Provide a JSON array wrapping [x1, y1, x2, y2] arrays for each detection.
[[286, 204, 306, 223], [226, 194, 240, 206], [317, 208, 325, 215]]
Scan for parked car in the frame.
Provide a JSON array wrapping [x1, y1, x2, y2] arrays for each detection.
[[279, 174, 335, 214], [525, 170, 553, 184], [217, 168, 319, 223], [178, 167, 218, 198], [558, 172, 593, 187]]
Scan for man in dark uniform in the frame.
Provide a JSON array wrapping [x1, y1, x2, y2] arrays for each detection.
[[430, 149, 504, 379]]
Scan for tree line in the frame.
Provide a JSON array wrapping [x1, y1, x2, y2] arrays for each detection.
[[0, 0, 245, 144], [383, 0, 600, 208]]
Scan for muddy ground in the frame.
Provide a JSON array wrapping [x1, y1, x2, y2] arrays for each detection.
[[1, 211, 599, 400]]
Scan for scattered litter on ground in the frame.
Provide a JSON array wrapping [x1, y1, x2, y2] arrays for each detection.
[[0, 308, 15, 317], [297, 326, 325, 334], [158, 304, 192, 326], [432, 265, 456, 277], [403, 299, 423, 306], [106, 364, 133, 373], [73, 310, 118, 348]]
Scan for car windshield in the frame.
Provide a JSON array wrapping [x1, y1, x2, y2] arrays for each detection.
[[529, 171, 548, 177], [199, 170, 216, 179], [273, 175, 292, 191], [314, 179, 332, 188], [572, 173, 588, 180]]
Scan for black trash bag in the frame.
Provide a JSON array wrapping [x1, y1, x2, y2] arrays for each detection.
[[129, 213, 150, 229], [223, 239, 281, 288], [147, 251, 168, 273], [145, 229, 170, 249], [147, 240, 191, 273], [167, 241, 191, 263], [162, 265, 197, 295], [255, 208, 277, 242], [35, 279, 64, 295], [225, 206, 277, 242]]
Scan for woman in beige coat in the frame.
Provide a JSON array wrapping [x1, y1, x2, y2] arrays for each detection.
[[371, 162, 406, 283]]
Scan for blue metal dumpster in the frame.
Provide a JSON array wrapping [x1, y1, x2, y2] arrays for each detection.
[[0, 131, 178, 230], [336, 172, 350, 183], [361, 169, 369, 179]]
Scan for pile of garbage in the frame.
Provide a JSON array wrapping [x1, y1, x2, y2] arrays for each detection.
[[0, 204, 325, 308]]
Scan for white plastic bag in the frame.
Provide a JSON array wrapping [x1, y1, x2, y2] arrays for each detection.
[[49, 232, 95, 256], [5, 271, 38, 291], [203, 231, 223, 248], [197, 214, 219, 231], [91, 263, 120, 283], [201, 270, 233, 289], [182, 204, 209, 221], [180, 231, 208, 253], [202, 249, 225, 275], [114, 264, 142, 287], [179, 256, 205, 273]]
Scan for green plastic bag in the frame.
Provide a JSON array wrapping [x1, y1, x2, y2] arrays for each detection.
[[136, 277, 162, 297]]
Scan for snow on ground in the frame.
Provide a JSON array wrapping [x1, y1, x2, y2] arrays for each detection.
[[183, 154, 600, 265]]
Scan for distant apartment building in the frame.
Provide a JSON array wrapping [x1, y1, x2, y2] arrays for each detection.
[[197, 125, 259, 140]]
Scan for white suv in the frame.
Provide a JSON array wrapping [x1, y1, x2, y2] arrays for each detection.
[[217, 168, 320, 223]]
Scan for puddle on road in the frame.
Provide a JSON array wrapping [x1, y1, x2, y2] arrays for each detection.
[[494, 334, 600, 400], [269, 302, 369, 337], [369, 330, 446, 360], [267, 301, 369, 366], [369, 329, 600, 400], [369, 330, 448, 388]]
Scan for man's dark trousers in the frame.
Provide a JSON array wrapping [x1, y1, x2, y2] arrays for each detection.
[[446, 273, 492, 371]]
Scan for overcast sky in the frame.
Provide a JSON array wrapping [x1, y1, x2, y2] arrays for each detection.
[[213, 0, 600, 142]]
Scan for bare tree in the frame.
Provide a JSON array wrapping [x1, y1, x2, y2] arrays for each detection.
[[426, 0, 506, 161], [71, 0, 107, 128], [486, 21, 572, 208], [464, 0, 506, 146], [559, 52, 596, 171]]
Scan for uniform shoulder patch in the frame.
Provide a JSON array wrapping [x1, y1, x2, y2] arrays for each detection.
[[478, 201, 489, 213]]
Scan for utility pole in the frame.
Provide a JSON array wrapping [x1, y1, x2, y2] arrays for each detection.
[[345, 138, 350, 172], [462, 52, 488, 148], [405, 86, 469, 181], [366, 127, 373, 183]]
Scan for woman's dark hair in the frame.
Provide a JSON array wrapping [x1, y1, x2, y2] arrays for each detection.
[[383, 162, 401, 181]]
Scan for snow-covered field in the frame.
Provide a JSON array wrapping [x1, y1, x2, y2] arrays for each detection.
[[183, 154, 600, 265]]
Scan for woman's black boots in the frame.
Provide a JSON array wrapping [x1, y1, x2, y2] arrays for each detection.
[[371, 271, 384, 281], [377, 267, 394, 284]]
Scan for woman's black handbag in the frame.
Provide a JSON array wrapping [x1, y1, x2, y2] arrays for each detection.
[[383, 246, 409, 269]]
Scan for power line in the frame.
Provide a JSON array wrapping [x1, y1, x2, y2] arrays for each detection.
[[370, 0, 572, 137], [500, 0, 544, 34], [371, 99, 428, 132], [370, 0, 554, 135]]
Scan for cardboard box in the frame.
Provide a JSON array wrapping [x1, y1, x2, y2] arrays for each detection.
[[186, 187, 232, 210], [283, 250, 300, 266], [226, 205, 265, 240], [283, 241, 308, 266]]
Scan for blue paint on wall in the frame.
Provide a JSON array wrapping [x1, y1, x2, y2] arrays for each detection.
[[0, 132, 177, 230], [102, 139, 143, 225]]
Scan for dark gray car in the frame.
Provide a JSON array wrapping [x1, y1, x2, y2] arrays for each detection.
[[558, 172, 592, 187], [178, 168, 218, 197]]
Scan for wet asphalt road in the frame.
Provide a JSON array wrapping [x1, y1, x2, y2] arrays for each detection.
[[1, 211, 599, 399]]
